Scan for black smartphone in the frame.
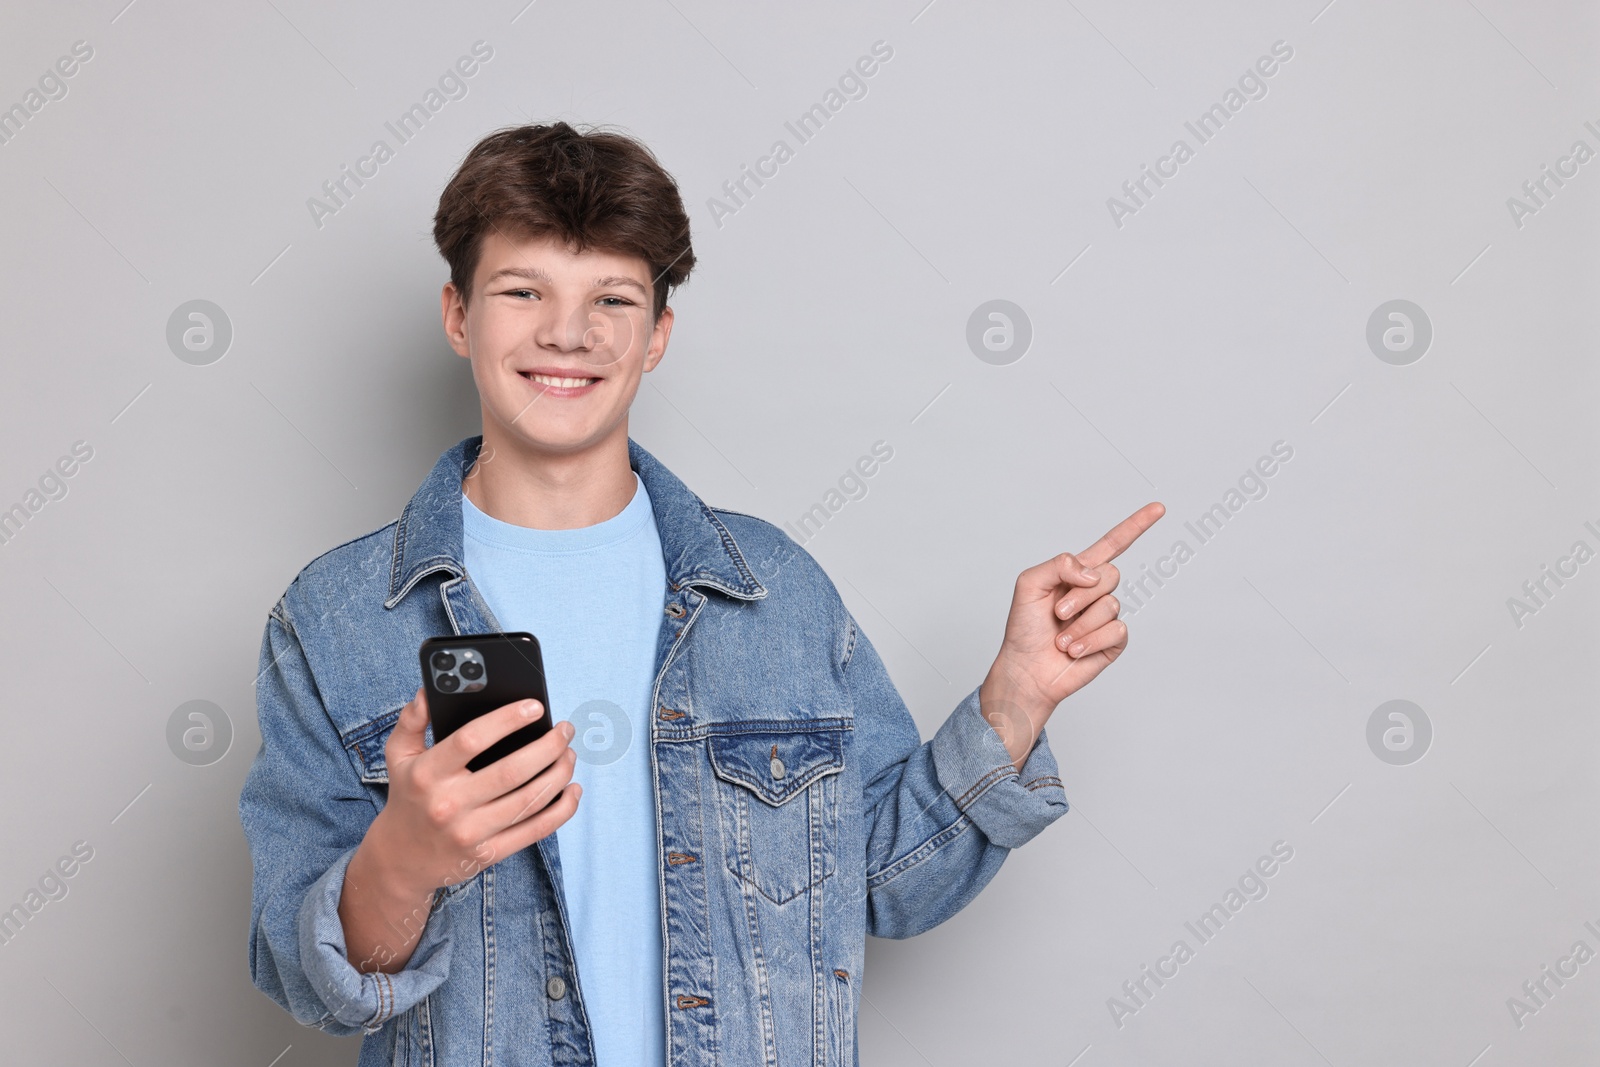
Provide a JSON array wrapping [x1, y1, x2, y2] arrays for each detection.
[[419, 632, 553, 772]]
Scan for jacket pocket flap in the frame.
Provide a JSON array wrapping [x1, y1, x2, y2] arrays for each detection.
[[343, 706, 433, 784], [707, 722, 847, 806]]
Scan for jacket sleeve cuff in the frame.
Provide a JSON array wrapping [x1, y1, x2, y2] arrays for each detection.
[[929, 685, 1070, 849], [297, 846, 455, 1033]]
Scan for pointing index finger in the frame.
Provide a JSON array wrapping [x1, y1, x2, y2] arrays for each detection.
[[1078, 502, 1166, 570]]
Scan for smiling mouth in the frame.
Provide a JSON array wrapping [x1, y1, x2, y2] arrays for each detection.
[[521, 372, 599, 388]]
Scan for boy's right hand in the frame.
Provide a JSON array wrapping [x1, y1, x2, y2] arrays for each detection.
[[363, 686, 581, 897]]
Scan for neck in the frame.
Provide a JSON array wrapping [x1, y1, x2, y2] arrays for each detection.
[[463, 418, 636, 530]]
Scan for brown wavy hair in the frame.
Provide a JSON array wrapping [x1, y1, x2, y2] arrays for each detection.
[[433, 122, 696, 322]]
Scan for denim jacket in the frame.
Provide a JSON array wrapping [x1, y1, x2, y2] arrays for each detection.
[[239, 435, 1070, 1066]]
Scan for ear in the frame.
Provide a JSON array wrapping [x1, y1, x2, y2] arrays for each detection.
[[442, 283, 470, 359], [642, 305, 674, 373]]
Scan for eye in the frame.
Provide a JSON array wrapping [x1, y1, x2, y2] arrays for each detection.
[[597, 296, 633, 307], [504, 288, 537, 299]]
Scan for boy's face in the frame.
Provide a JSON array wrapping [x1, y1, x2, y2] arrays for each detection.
[[442, 230, 673, 457]]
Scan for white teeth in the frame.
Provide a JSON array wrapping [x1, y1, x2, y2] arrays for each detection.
[[528, 373, 596, 388]]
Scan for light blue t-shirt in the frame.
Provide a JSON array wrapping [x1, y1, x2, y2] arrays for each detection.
[[461, 473, 666, 1067]]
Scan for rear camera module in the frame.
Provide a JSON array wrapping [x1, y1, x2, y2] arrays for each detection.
[[428, 646, 488, 694]]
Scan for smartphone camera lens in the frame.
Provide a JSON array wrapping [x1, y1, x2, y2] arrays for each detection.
[[436, 673, 460, 693], [459, 660, 483, 681], [431, 651, 456, 671]]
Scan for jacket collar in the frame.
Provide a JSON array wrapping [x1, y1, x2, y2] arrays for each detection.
[[385, 435, 767, 608]]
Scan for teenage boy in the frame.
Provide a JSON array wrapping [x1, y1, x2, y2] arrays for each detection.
[[240, 121, 1162, 1067]]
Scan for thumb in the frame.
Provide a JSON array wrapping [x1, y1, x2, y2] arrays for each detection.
[[386, 687, 430, 763], [1016, 551, 1100, 603]]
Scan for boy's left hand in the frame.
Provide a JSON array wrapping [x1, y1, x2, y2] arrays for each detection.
[[980, 502, 1166, 766]]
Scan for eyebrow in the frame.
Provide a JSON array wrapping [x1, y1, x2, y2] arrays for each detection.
[[485, 265, 648, 296]]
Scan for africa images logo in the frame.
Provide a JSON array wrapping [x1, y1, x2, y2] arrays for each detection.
[[1105, 40, 1294, 229], [305, 41, 494, 230]]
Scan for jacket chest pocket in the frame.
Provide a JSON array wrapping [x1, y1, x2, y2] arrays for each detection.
[[707, 722, 849, 905]]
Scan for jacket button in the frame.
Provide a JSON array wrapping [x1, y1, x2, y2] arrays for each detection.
[[665, 603, 686, 618], [770, 745, 785, 779], [546, 976, 567, 1000]]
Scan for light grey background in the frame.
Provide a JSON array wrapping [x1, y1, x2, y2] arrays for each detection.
[[1, 0, 1596, 1064]]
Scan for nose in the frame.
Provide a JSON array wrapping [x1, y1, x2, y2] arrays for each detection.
[[531, 297, 597, 354]]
